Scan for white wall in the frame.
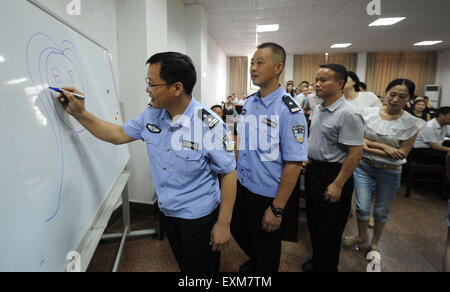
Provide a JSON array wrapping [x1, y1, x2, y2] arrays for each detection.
[[145, 0, 168, 56], [284, 54, 294, 84], [206, 34, 227, 108], [437, 48, 450, 106], [116, 0, 157, 205], [167, 0, 186, 53], [356, 52, 367, 82], [185, 4, 208, 103]]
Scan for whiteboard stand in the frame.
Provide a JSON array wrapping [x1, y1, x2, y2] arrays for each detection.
[[71, 169, 130, 272], [100, 179, 157, 272]]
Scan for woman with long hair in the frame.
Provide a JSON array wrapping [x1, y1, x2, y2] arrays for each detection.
[[343, 79, 426, 264]]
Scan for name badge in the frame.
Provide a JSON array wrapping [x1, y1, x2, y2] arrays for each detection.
[[263, 118, 278, 129], [182, 140, 199, 151]]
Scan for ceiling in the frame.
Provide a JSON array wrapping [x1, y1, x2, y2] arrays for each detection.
[[181, 0, 450, 56]]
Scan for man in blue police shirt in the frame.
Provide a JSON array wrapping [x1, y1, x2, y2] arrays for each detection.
[[56, 52, 237, 272], [232, 43, 308, 272]]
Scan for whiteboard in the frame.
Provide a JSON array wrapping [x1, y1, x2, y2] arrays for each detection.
[[0, 0, 130, 271]]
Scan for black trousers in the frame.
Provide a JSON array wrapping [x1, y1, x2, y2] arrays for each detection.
[[305, 161, 354, 272], [166, 207, 221, 272], [230, 182, 283, 272]]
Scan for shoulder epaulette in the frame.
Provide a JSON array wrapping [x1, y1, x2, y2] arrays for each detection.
[[246, 92, 257, 100], [198, 109, 219, 129], [282, 95, 301, 114]]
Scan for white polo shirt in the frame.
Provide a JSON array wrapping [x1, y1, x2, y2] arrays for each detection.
[[414, 118, 450, 149]]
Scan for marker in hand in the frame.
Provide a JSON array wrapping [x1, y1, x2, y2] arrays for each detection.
[[49, 87, 85, 100]]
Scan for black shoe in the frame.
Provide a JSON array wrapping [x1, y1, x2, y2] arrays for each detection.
[[239, 260, 254, 272], [302, 259, 317, 272]]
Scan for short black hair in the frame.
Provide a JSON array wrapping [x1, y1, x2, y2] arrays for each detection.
[[146, 52, 197, 95], [347, 71, 361, 92], [319, 63, 348, 90], [385, 78, 415, 98], [299, 81, 309, 86], [211, 105, 223, 111], [437, 106, 450, 117], [257, 42, 286, 65], [359, 82, 367, 90]]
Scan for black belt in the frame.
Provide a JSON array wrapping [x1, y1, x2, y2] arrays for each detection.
[[308, 158, 342, 168]]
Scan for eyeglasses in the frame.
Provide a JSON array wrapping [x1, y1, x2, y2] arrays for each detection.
[[145, 78, 173, 90]]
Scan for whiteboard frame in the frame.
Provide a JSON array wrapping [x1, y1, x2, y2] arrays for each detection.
[[25, 0, 130, 272]]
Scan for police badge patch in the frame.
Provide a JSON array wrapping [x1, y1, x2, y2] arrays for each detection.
[[292, 125, 305, 144], [146, 123, 161, 134]]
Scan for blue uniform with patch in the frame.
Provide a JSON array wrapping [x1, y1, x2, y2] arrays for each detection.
[[122, 98, 236, 219], [237, 85, 308, 198]]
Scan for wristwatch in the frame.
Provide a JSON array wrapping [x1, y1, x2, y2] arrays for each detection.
[[270, 203, 285, 217]]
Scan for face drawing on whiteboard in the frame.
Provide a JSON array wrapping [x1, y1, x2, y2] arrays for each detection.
[[26, 32, 88, 222]]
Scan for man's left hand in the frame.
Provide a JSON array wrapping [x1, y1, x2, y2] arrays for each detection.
[[324, 182, 343, 204], [262, 207, 282, 233], [210, 221, 231, 252]]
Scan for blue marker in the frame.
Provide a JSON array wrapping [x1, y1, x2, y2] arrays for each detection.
[[49, 87, 85, 100]]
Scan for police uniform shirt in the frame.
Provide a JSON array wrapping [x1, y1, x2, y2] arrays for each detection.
[[308, 95, 365, 164], [122, 98, 236, 219], [414, 118, 450, 149], [237, 85, 308, 198]]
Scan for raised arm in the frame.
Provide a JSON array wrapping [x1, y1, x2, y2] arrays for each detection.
[[58, 87, 135, 145]]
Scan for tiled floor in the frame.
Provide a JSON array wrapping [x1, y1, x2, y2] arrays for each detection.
[[87, 185, 449, 272]]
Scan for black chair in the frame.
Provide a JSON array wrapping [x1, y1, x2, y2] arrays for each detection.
[[404, 151, 448, 201]]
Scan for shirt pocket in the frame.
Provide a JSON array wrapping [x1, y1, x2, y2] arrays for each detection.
[[253, 123, 280, 161], [321, 122, 338, 144], [173, 149, 205, 177], [142, 131, 161, 158]]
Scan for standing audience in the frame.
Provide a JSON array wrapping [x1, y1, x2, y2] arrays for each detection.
[[343, 79, 426, 262], [232, 42, 308, 272], [223, 62, 447, 273], [303, 64, 364, 272]]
